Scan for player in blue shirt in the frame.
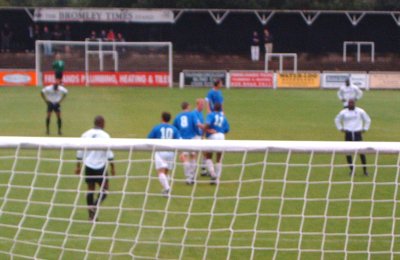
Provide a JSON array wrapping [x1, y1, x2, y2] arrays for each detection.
[[203, 102, 230, 184], [148, 112, 181, 197], [192, 98, 205, 138], [205, 79, 224, 113], [192, 98, 210, 177], [173, 101, 203, 184], [173, 101, 199, 139]]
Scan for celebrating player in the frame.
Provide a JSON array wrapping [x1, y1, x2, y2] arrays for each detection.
[[148, 112, 181, 197], [173, 101, 202, 184], [40, 77, 68, 135], [75, 116, 116, 221], [337, 78, 363, 108], [335, 99, 371, 176], [205, 78, 224, 113], [203, 102, 230, 184]]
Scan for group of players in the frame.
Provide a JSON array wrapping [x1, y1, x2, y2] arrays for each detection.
[[335, 78, 371, 176], [40, 73, 370, 221], [41, 77, 229, 221], [147, 78, 230, 197]]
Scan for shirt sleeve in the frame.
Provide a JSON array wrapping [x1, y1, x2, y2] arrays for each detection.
[[337, 87, 343, 100], [334, 112, 343, 130], [107, 150, 114, 160], [361, 110, 371, 131], [205, 113, 213, 125], [175, 130, 182, 139], [147, 128, 155, 139], [173, 117, 179, 130], [76, 150, 83, 160], [356, 86, 363, 100], [224, 118, 230, 134]]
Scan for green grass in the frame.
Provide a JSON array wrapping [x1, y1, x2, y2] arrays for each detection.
[[1, 87, 400, 259]]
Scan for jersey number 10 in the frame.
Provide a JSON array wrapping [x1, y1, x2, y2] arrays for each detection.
[[160, 127, 174, 139]]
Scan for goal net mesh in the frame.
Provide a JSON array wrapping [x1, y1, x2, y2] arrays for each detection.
[[0, 137, 400, 259]]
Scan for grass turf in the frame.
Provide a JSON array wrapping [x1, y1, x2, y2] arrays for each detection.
[[0, 86, 400, 259]]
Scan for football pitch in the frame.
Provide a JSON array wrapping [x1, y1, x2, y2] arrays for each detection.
[[1, 86, 400, 259]]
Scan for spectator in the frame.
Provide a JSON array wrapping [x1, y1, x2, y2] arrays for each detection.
[[1, 23, 12, 52], [250, 31, 260, 61], [64, 25, 72, 53], [263, 28, 273, 60], [42, 25, 52, 56], [116, 32, 126, 53], [116, 32, 125, 42], [52, 24, 63, 53], [27, 24, 34, 52], [88, 30, 97, 41], [100, 30, 107, 41], [33, 24, 41, 44], [107, 29, 115, 41], [52, 24, 63, 41]]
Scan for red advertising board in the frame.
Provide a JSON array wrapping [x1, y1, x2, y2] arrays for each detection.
[[0, 70, 36, 86], [43, 71, 170, 87], [230, 71, 274, 88]]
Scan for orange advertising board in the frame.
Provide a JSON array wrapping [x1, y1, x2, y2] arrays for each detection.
[[0, 71, 36, 86], [277, 73, 320, 88], [369, 72, 400, 89]]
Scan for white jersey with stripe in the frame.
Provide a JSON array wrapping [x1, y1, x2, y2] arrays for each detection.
[[76, 128, 114, 170]]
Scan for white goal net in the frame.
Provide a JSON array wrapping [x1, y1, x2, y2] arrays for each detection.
[[35, 40, 173, 87], [1, 137, 400, 259]]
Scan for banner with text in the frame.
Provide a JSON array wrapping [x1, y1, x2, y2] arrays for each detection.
[[229, 71, 274, 88], [182, 70, 227, 87], [369, 72, 400, 89], [34, 8, 174, 23], [0, 71, 36, 86], [322, 72, 368, 89], [277, 73, 320, 88], [43, 71, 169, 87]]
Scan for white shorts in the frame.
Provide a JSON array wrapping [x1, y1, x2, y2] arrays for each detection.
[[193, 135, 202, 140], [207, 133, 225, 140], [154, 151, 175, 170]]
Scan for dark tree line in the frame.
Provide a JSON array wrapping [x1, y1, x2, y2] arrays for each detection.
[[1, 0, 400, 10]]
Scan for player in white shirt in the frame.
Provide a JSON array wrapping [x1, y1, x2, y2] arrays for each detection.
[[335, 100, 371, 176], [337, 78, 363, 107], [75, 116, 116, 221], [41, 77, 68, 135]]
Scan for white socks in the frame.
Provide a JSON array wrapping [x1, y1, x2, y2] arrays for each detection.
[[215, 162, 222, 178], [206, 159, 216, 178], [158, 173, 170, 191]]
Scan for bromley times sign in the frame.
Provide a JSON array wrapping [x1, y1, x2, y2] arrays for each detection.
[[34, 8, 174, 23]]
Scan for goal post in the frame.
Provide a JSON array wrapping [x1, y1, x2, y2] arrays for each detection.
[[35, 40, 173, 87], [1, 137, 400, 259]]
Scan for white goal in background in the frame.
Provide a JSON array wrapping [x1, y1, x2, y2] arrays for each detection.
[[265, 53, 298, 73], [35, 40, 173, 87], [1, 137, 400, 259]]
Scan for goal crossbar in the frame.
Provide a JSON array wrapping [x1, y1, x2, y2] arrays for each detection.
[[1, 136, 399, 153]]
